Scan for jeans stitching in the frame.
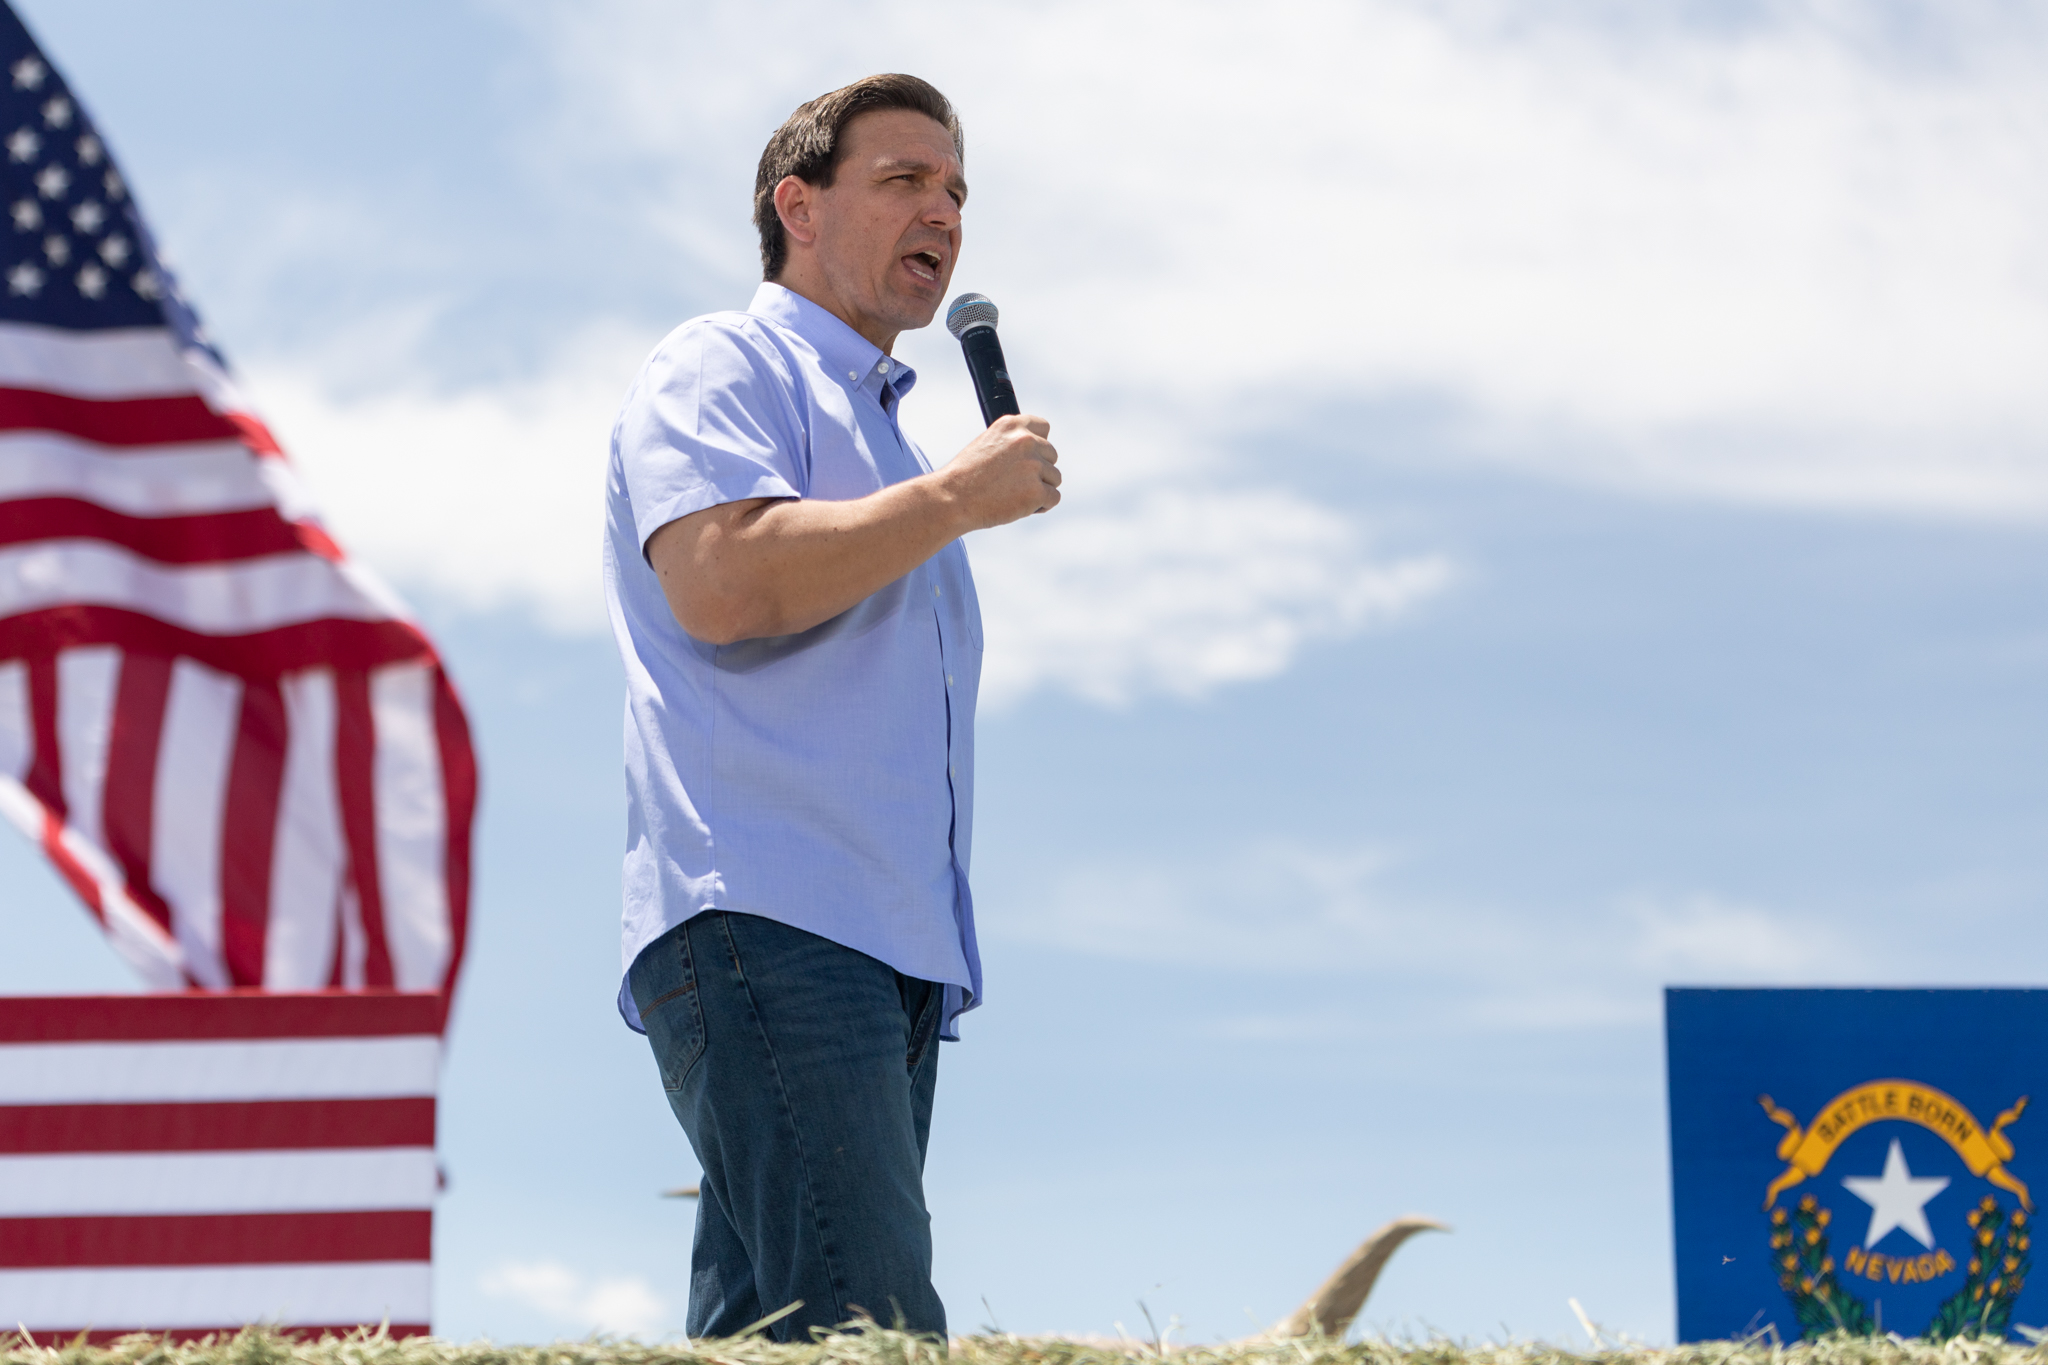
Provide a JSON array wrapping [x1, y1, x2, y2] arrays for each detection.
[[904, 981, 940, 1073], [717, 912, 851, 1330], [647, 980, 696, 1010]]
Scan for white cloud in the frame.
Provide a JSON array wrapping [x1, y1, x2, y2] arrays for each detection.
[[1001, 841, 1412, 971], [1625, 890, 1845, 979], [971, 491, 1451, 707], [998, 839, 1867, 1029], [247, 329, 642, 634], [479, 1259, 669, 1337]]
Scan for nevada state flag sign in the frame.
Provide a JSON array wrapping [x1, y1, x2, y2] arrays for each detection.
[[1668, 989, 2045, 1342]]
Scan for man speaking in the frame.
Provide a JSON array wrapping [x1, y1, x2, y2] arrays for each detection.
[[601, 75, 1059, 1340]]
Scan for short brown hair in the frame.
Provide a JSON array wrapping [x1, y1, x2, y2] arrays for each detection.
[[752, 74, 964, 280]]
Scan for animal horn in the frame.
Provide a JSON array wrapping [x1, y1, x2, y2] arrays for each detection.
[[1268, 1215, 1449, 1340]]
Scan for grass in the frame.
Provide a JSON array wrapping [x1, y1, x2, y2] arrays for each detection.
[[9, 1327, 2048, 1365]]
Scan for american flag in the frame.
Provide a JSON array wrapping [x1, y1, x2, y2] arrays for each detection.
[[0, 5, 475, 997], [0, 991, 441, 1342]]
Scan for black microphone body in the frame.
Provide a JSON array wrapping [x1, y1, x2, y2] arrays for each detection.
[[945, 293, 1020, 428], [960, 326, 1019, 427]]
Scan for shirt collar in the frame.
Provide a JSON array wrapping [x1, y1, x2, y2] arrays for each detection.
[[749, 281, 917, 402]]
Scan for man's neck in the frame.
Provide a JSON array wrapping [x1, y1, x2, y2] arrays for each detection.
[[770, 264, 898, 354]]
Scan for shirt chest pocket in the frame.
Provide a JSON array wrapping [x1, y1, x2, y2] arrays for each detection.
[[802, 394, 892, 501]]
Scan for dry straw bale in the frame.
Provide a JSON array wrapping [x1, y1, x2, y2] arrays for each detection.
[[8, 1327, 2048, 1365]]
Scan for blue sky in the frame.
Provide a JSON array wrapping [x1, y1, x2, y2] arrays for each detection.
[[2, 0, 2045, 1346]]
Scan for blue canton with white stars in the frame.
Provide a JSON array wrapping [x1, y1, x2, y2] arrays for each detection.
[[0, 2, 210, 353]]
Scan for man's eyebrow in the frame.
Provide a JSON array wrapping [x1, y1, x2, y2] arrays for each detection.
[[873, 156, 968, 201]]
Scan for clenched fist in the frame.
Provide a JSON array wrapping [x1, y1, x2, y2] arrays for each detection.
[[937, 413, 1060, 530]]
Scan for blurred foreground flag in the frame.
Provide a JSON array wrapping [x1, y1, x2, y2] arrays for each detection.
[[0, 992, 440, 1341], [0, 5, 475, 1001]]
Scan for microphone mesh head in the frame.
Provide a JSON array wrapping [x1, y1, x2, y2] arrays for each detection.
[[945, 293, 999, 339]]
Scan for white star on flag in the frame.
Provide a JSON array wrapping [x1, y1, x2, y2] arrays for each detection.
[[1843, 1137, 1951, 1248]]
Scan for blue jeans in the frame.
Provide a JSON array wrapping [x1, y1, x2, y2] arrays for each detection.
[[628, 911, 946, 1340]]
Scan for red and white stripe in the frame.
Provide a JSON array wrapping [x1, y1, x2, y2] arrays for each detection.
[[0, 322, 475, 1002], [0, 991, 441, 1342]]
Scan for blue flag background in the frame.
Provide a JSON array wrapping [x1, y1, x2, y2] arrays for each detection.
[[1669, 988, 2048, 1342]]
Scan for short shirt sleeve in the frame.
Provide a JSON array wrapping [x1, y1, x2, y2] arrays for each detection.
[[617, 318, 808, 552]]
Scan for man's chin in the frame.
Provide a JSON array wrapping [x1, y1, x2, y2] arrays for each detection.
[[879, 282, 945, 333], [893, 298, 944, 332]]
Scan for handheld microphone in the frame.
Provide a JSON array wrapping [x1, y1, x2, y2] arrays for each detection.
[[945, 293, 1020, 428]]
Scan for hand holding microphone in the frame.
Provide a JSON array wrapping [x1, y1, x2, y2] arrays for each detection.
[[943, 292, 1060, 526]]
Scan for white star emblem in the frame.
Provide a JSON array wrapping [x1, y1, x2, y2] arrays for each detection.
[[40, 96, 71, 129], [42, 234, 68, 266], [1843, 1138, 1950, 1249], [11, 56, 46, 91], [75, 133, 103, 166], [6, 260, 43, 296], [103, 169, 125, 201], [130, 266, 163, 300], [10, 197, 41, 232], [76, 262, 107, 299], [69, 201, 103, 235], [98, 234, 130, 268], [34, 163, 68, 200], [6, 126, 39, 162]]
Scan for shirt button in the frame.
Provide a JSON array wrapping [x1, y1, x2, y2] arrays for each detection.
[[933, 585, 942, 597], [946, 674, 954, 686], [877, 359, 891, 373], [848, 370, 857, 381]]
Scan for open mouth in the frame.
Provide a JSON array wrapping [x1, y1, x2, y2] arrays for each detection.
[[903, 249, 942, 283]]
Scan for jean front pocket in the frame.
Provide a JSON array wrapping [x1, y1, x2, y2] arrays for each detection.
[[904, 977, 943, 1075], [634, 923, 707, 1091]]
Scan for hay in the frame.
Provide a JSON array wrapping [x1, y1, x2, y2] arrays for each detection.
[[7, 1326, 2048, 1365]]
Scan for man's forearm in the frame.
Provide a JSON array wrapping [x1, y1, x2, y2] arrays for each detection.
[[648, 412, 1059, 645], [649, 475, 969, 645]]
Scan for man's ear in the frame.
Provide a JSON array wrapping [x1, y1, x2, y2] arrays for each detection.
[[774, 175, 819, 248]]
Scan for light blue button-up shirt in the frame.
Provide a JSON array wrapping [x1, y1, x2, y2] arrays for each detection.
[[603, 282, 984, 1039]]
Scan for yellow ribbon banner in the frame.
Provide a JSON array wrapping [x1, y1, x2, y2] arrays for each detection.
[[1759, 1080, 2030, 1211]]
